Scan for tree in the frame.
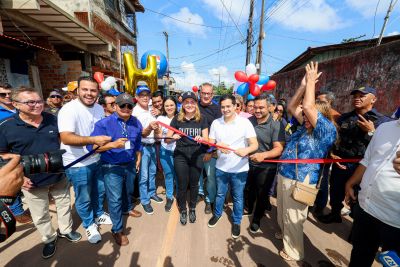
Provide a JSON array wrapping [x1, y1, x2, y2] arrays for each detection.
[[213, 82, 233, 96]]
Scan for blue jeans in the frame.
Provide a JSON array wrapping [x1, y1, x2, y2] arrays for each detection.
[[65, 161, 106, 228], [139, 145, 157, 205], [199, 158, 217, 204], [159, 147, 177, 200], [102, 161, 136, 233], [8, 194, 24, 216], [214, 169, 248, 225]]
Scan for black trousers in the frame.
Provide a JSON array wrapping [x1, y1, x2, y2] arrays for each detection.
[[349, 204, 400, 267], [329, 163, 357, 215], [247, 164, 277, 221], [174, 147, 205, 212]]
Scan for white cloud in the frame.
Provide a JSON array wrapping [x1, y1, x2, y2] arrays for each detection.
[[201, 0, 250, 24], [174, 61, 234, 91], [387, 31, 400, 36], [345, 0, 394, 17], [269, 0, 345, 32], [162, 7, 207, 37]]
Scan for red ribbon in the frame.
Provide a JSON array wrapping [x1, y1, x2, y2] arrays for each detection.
[[156, 121, 361, 164]]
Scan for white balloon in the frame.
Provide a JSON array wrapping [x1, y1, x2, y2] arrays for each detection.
[[104, 76, 116, 84], [101, 81, 112, 91], [245, 63, 257, 76], [61, 87, 68, 92]]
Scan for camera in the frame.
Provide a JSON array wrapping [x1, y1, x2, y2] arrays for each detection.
[[0, 150, 66, 176]]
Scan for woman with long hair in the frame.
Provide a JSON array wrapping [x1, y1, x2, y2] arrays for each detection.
[[276, 62, 337, 262], [157, 96, 178, 212], [166, 91, 209, 225]]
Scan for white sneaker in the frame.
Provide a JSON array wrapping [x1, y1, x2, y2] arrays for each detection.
[[95, 212, 112, 225], [86, 223, 101, 244]]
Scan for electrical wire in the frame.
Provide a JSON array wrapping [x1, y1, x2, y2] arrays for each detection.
[[219, 0, 245, 40]]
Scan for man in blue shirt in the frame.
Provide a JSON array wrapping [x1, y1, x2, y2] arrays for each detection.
[[0, 83, 32, 224], [88, 93, 143, 246]]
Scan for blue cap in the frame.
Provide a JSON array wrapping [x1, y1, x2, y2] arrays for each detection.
[[108, 88, 121, 96], [136, 85, 150, 95], [350, 86, 377, 96]]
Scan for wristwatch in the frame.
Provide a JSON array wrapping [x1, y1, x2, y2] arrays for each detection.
[[367, 130, 375, 136]]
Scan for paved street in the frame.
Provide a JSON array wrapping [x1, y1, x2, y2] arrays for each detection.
[[0, 186, 380, 267]]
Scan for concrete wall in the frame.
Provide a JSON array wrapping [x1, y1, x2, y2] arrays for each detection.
[[271, 40, 400, 116], [49, 0, 89, 15]]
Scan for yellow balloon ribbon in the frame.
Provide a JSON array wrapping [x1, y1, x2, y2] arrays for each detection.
[[123, 52, 158, 95]]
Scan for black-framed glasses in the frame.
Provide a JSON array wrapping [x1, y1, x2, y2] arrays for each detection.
[[0, 92, 11, 98], [49, 95, 62, 99], [119, 103, 133, 110], [14, 100, 44, 107], [275, 109, 283, 113]]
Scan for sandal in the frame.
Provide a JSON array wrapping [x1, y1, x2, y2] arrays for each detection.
[[279, 250, 297, 261], [274, 232, 283, 240]]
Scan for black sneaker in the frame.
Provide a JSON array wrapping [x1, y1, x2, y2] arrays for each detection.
[[180, 211, 188, 225], [204, 203, 212, 214], [42, 237, 57, 259], [165, 198, 174, 212], [189, 209, 196, 223], [142, 203, 154, 215], [57, 230, 82, 242], [207, 215, 221, 228], [249, 221, 260, 234], [318, 212, 342, 224], [231, 224, 240, 239], [151, 195, 163, 203]]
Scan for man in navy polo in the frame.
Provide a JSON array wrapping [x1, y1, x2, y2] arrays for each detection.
[[0, 87, 81, 259], [89, 93, 143, 246]]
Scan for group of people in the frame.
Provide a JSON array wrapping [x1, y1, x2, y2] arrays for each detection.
[[0, 60, 399, 266]]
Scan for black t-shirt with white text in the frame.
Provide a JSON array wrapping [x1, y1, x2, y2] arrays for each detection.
[[170, 116, 208, 150]]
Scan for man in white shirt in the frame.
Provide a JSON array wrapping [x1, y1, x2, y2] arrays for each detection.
[[58, 76, 112, 244], [132, 85, 162, 215], [207, 94, 258, 239], [345, 119, 400, 267]]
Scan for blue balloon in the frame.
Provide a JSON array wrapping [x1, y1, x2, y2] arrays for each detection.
[[236, 83, 249, 96], [257, 75, 270, 85], [247, 94, 255, 100], [140, 50, 168, 78]]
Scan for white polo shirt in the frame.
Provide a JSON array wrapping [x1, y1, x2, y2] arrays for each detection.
[[209, 114, 256, 173], [132, 104, 157, 144], [359, 119, 400, 228], [58, 99, 104, 167]]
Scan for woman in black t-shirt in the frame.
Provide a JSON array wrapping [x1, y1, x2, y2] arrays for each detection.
[[166, 91, 208, 225]]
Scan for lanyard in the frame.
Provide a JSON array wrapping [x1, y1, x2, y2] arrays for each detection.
[[119, 120, 128, 138]]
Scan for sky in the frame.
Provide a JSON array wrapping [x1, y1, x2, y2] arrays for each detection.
[[136, 0, 400, 91]]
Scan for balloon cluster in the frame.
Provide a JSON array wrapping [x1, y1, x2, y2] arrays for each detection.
[[234, 63, 276, 99], [94, 72, 120, 95]]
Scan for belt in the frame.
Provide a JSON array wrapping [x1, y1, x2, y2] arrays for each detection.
[[142, 143, 154, 147]]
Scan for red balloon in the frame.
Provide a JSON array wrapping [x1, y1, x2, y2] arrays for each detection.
[[94, 72, 104, 84], [250, 84, 261, 96], [261, 80, 276, 91], [192, 86, 198, 92], [234, 71, 248, 82], [248, 74, 259, 84]]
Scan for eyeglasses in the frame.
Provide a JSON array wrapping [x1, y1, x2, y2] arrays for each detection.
[[49, 95, 62, 99], [200, 92, 212, 96], [275, 109, 283, 113], [119, 103, 133, 110], [0, 92, 11, 98], [14, 100, 44, 107]]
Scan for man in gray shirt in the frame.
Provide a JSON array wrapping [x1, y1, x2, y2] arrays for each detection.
[[247, 93, 285, 233]]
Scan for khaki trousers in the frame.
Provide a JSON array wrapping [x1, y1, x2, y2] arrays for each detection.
[[22, 178, 73, 244], [276, 174, 309, 261]]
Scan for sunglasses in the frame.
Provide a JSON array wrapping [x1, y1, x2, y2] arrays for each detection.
[[0, 92, 11, 98], [119, 103, 133, 110], [107, 102, 115, 106], [49, 95, 62, 99]]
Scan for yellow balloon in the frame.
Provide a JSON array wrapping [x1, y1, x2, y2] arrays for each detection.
[[67, 81, 78, 92], [123, 52, 158, 96]]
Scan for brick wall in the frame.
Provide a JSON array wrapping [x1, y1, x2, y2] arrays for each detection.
[[271, 40, 400, 116], [35, 39, 83, 98]]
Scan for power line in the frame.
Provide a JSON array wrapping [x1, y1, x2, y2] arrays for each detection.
[[268, 33, 332, 44], [219, 0, 245, 40]]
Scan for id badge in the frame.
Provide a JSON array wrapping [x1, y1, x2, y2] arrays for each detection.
[[125, 141, 131, 150]]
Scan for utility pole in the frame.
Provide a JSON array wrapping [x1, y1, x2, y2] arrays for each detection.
[[245, 0, 255, 66], [163, 31, 170, 95], [377, 0, 396, 46], [255, 0, 265, 74]]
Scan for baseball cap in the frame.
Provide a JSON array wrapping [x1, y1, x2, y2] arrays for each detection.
[[350, 86, 377, 96], [49, 90, 62, 97], [115, 93, 134, 106], [136, 85, 150, 95], [181, 91, 197, 102]]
